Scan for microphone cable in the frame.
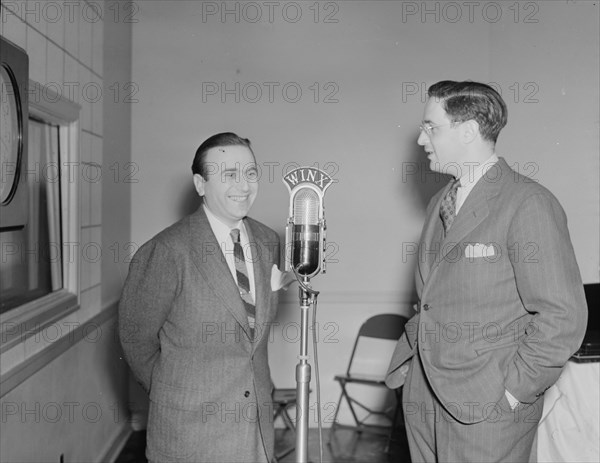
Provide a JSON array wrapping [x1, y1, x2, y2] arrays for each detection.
[[293, 266, 324, 463]]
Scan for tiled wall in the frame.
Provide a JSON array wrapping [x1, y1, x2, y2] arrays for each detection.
[[1, 0, 104, 361], [1, 2, 131, 461]]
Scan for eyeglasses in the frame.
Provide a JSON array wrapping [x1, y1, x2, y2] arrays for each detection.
[[419, 122, 455, 136]]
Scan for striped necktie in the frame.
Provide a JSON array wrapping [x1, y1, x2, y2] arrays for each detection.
[[440, 178, 461, 235], [230, 228, 256, 330]]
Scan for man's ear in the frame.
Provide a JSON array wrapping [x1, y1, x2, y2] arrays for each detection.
[[462, 120, 479, 144], [193, 174, 206, 197]]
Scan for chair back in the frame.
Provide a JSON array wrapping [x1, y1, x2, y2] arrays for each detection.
[[358, 313, 408, 340], [346, 313, 408, 376]]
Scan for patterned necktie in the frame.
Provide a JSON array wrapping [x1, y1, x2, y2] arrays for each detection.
[[230, 228, 256, 331], [439, 178, 461, 235]]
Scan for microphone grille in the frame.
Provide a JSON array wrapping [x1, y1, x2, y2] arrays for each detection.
[[293, 188, 319, 225]]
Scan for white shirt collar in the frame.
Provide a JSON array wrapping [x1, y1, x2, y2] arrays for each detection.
[[458, 154, 499, 189], [203, 204, 246, 243], [456, 154, 499, 213]]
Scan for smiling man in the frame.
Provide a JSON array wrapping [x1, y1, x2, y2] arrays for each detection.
[[386, 81, 587, 462], [119, 133, 282, 463]]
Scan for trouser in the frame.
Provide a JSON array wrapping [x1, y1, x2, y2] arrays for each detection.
[[402, 352, 543, 463]]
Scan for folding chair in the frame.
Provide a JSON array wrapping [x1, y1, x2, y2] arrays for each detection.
[[328, 313, 408, 453]]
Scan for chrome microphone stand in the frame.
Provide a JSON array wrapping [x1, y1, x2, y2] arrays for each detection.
[[292, 270, 321, 463], [295, 279, 312, 463]]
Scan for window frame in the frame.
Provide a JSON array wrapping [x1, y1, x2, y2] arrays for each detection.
[[0, 80, 80, 353]]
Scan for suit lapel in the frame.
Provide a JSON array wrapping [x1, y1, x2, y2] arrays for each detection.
[[437, 187, 490, 263], [427, 158, 508, 275], [419, 184, 448, 284], [188, 208, 253, 340]]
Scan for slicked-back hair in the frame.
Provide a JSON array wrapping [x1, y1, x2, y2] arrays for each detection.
[[191, 132, 254, 178], [428, 80, 508, 144]]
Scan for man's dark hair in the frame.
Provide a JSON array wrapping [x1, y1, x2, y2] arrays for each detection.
[[428, 80, 508, 144], [191, 132, 254, 178]]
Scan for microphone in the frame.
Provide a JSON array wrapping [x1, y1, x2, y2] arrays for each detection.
[[283, 167, 333, 279], [292, 188, 321, 276], [283, 167, 334, 463]]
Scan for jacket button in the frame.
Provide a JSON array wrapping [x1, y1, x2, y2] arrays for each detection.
[[244, 391, 250, 398], [423, 304, 430, 311]]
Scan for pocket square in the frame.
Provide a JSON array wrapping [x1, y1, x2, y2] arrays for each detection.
[[270, 264, 296, 291], [465, 243, 495, 259]]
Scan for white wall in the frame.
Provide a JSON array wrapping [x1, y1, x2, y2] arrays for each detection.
[[130, 1, 599, 425]]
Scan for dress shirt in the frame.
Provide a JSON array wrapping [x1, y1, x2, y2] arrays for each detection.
[[456, 154, 499, 214], [203, 205, 256, 301]]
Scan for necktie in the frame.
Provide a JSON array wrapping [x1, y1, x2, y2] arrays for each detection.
[[230, 228, 256, 331], [439, 178, 461, 235]]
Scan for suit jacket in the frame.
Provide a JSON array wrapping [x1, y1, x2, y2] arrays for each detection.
[[386, 158, 587, 424], [119, 206, 281, 462]]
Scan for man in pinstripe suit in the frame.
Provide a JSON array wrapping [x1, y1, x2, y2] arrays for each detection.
[[120, 133, 282, 462], [386, 81, 587, 462]]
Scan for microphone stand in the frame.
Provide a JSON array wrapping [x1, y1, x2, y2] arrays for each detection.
[[294, 274, 318, 463], [296, 281, 311, 463]]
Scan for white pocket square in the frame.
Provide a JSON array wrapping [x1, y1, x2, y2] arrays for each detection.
[[465, 243, 495, 259], [270, 264, 295, 291]]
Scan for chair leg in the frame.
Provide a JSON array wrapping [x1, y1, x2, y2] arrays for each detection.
[[282, 406, 296, 431], [340, 382, 364, 430], [328, 381, 360, 439], [329, 388, 345, 434], [274, 403, 297, 461]]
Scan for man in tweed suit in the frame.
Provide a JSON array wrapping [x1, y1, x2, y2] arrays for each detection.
[[119, 133, 282, 463], [386, 81, 587, 462]]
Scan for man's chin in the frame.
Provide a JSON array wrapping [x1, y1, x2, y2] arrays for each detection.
[[228, 205, 252, 219], [428, 159, 442, 173]]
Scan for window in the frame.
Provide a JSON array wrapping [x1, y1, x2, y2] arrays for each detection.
[[1, 120, 62, 313], [0, 81, 80, 353]]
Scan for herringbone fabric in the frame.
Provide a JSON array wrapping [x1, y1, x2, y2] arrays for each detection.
[[230, 228, 256, 328], [440, 179, 460, 234], [119, 206, 281, 462]]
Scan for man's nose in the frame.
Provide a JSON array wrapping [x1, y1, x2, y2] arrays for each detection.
[[417, 130, 428, 146]]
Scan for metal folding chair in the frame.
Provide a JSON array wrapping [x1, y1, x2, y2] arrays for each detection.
[[328, 313, 408, 453]]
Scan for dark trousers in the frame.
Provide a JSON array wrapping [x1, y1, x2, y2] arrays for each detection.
[[402, 352, 543, 463]]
